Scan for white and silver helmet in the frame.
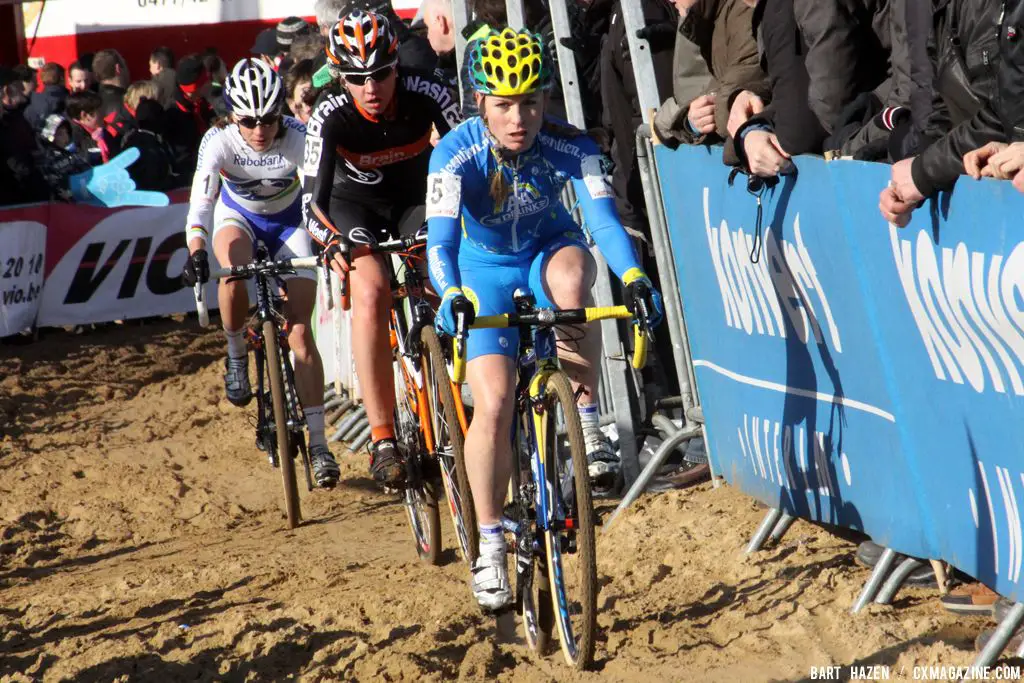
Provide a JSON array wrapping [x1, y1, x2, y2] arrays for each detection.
[[224, 58, 283, 118]]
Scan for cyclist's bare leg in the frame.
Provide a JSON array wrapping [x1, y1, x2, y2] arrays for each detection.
[[212, 226, 253, 333], [282, 278, 324, 413], [541, 244, 601, 402], [348, 252, 396, 436], [465, 354, 517, 525]]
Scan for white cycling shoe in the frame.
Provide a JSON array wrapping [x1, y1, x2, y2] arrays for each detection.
[[584, 426, 621, 487], [470, 550, 511, 611]]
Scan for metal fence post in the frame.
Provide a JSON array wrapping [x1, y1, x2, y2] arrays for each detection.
[[452, 0, 471, 108], [618, 1, 662, 121], [505, 0, 525, 30]]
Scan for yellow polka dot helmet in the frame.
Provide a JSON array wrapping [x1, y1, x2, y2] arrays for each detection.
[[467, 27, 553, 96]]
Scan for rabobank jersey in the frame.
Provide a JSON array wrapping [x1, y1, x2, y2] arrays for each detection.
[[186, 116, 306, 234], [424, 116, 641, 294]]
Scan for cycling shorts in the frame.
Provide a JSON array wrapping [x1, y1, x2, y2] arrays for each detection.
[[328, 197, 424, 246], [213, 194, 315, 281], [461, 227, 590, 362]]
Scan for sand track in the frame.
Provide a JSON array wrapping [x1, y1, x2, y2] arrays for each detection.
[[0, 321, 1016, 681]]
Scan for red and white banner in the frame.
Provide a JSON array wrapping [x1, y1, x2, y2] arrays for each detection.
[[0, 219, 47, 336], [0, 192, 223, 329]]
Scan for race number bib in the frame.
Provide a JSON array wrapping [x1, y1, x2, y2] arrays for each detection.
[[425, 171, 462, 219], [580, 154, 614, 200]]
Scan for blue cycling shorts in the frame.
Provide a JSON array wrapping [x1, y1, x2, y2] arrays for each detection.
[[460, 227, 589, 361]]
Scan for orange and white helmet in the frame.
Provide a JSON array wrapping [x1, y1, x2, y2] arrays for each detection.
[[326, 10, 399, 75]]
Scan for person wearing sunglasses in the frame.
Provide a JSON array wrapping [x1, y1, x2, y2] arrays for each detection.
[[302, 10, 461, 489], [181, 58, 341, 489]]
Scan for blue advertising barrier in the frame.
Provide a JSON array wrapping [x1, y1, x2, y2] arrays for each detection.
[[655, 145, 1024, 601]]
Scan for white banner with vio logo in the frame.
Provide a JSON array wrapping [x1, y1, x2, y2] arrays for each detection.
[[0, 221, 47, 336], [657, 145, 1024, 600]]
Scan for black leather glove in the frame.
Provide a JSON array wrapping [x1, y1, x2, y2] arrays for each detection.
[[182, 249, 210, 287]]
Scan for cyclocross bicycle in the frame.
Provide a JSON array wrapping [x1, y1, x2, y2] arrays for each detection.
[[194, 245, 318, 530], [452, 289, 652, 670], [331, 234, 477, 566]]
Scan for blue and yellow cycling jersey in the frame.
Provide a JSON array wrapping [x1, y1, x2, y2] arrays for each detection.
[[425, 116, 643, 296]]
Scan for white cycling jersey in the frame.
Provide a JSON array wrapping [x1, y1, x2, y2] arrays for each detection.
[[185, 115, 306, 244]]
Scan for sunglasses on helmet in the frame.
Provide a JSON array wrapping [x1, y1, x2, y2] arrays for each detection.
[[344, 66, 394, 86], [237, 113, 281, 129]]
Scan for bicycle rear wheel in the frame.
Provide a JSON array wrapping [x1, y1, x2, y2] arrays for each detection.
[[421, 326, 477, 565], [539, 370, 596, 669], [263, 320, 301, 529], [396, 351, 442, 564]]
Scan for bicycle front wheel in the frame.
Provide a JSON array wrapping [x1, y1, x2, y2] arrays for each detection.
[[539, 370, 596, 669], [263, 320, 300, 529], [421, 326, 477, 565]]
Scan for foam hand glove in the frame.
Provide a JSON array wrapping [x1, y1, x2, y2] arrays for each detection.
[[69, 148, 170, 208]]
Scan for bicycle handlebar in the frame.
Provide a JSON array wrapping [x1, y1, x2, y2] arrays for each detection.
[[324, 234, 427, 312], [450, 304, 652, 383], [193, 255, 321, 327]]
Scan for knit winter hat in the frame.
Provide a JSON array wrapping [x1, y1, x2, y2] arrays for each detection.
[[277, 17, 314, 49]]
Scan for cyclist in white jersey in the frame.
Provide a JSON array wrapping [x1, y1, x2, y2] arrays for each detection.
[[181, 59, 341, 488]]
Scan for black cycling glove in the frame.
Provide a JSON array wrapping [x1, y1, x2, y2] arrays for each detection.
[[182, 249, 210, 287]]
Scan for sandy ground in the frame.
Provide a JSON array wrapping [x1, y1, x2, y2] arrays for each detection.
[[0, 320, 1020, 682]]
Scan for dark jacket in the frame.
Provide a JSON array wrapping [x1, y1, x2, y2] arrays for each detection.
[[24, 84, 68, 131], [734, 0, 889, 165], [151, 68, 178, 109], [164, 87, 216, 175], [997, 0, 1024, 141], [600, 0, 680, 232], [0, 109, 49, 206], [34, 138, 91, 201], [908, 0, 1003, 196], [98, 83, 134, 158], [122, 99, 180, 191], [654, 0, 766, 146]]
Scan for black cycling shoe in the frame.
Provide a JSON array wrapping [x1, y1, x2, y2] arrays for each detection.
[[223, 356, 253, 407], [310, 444, 340, 488], [369, 439, 406, 487]]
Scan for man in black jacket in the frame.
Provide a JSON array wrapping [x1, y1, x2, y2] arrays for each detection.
[[24, 63, 68, 131], [0, 68, 48, 207], [92, 49, 134, 157], [731, 0, 890, 176], [880, 0, 1004, 226], [164, 55, 216, 176]]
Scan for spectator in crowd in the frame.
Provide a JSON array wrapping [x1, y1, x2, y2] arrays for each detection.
[[284, 59, 315, 124], [34, 114, 91, 201], [124, 80, 159, 115], [66, 90, 109, 165], [729, 0, 890, 178], [68, 61, 92, 93], [0, 67, 48, 206], [288, 32, 326, 65], [1, 66, 29, 113], [423, 0, 458, 69], [149, 46, 177, 108], [654, 0, 765, 147], [92, 49, 131, 119], [880, 0, 1004, 226], [315, 0, 347, 34], [600, 0, 682, 239], [121, 98, 180, 191], [165, 54, 215, 174], [12, 65, 37, 100], [24, 62, 68, 131], [277, 16, 316, 71], [202, 52, 230, 117], [251, 28, 286, 69]]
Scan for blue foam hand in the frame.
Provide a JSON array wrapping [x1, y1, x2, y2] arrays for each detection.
[[69, 147, 171, 208]]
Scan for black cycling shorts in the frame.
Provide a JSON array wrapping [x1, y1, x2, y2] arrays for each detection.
[[328, 198, 425, 247]]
